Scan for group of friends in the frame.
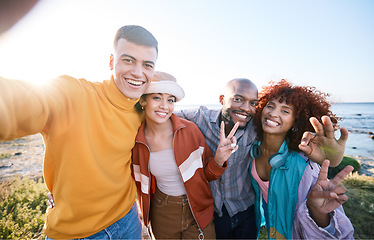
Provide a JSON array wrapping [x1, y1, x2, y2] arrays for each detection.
[[0, 25, 355, 239]]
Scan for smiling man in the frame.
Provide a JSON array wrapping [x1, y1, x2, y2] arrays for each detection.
[[220, 79, 259, 130], [0, 25, 157, 239], [110, 37, 157, 99], [176, 78, 259, 239]]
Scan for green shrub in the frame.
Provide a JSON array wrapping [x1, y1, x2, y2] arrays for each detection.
[[0, 176, 48, 239], [328, 155, 360, 179]]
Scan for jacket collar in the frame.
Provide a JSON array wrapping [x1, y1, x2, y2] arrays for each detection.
[[170, 113, 186, 133], [209, 108, 221, 124]]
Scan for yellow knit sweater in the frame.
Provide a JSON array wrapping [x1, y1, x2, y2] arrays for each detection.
[[0, 75, 143, 238]]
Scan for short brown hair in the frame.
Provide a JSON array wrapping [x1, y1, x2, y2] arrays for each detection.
[[113, 25, 158, 54]]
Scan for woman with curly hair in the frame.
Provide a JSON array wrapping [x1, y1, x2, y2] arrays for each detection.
[[249, 79, 354, 239]]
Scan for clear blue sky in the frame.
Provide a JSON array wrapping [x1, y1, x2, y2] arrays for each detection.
[[0, 0, 373, 104]]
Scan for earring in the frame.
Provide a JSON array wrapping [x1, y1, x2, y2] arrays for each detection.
[[141, 106, 144, 110], [291, 127, 298, 132]]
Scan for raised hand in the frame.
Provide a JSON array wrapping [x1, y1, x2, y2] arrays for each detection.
[[214, 121, 240, 166], [298, 116, 348, 167], [307, 160, 353, 227]]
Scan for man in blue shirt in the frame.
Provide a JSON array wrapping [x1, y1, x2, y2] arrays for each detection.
[[176, 78, 259, 239]]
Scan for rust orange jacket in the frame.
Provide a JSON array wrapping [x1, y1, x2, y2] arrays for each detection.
[[132, 114, 227, 230]]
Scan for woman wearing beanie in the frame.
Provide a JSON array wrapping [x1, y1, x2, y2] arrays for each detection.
[[132, 71, 239, 239]]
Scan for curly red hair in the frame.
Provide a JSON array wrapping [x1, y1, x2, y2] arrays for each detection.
[[254, 79, 341, 151]]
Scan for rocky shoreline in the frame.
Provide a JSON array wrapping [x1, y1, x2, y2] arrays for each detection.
[[1, 133, 374, 180], [0, 134, 44, 180]]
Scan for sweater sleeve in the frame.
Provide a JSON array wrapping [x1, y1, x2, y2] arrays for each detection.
[[0, 75, 80, 140], [293, 162, 355, 239]]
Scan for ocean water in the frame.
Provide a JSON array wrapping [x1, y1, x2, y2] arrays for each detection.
[[331, 103, 374, 159], [176, 102, 374, 160]]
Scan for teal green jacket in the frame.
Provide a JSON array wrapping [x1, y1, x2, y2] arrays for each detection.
[[250, 142, 308, 239]]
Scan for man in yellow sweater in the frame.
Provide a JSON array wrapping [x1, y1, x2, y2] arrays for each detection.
[[0, 25, 158, 239]]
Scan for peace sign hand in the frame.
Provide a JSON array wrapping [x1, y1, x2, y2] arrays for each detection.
[[214, 121, 240, 166], [307, 159, 353, 227]]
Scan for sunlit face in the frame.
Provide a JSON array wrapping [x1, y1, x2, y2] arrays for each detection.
[[110, 39, 157, 100], [220, 82, 258, 128], [261, 98, 295, 136], [143, 93, 176, 124]]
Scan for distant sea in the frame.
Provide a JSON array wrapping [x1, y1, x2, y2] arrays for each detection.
[[176, 102, 374, 160], [331, 102, 374, 160]]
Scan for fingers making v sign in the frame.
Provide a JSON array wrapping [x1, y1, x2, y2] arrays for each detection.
[[307, 159, 353, 227], [214, 121, 240, 166]]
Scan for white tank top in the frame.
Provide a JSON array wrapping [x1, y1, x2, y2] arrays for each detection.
[[149, 148, 186, 196]]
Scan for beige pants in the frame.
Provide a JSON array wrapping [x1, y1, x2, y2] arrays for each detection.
[[150, 187, 216, 239]]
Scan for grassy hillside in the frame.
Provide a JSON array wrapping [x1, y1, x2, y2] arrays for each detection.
[[341, 173, 374, 239]]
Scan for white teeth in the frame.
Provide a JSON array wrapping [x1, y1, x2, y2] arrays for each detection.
[[156, 111, 167, 117], [235, 113, 248, 119], [127, 79, 143, 86], [266, 119, 279, 127]]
